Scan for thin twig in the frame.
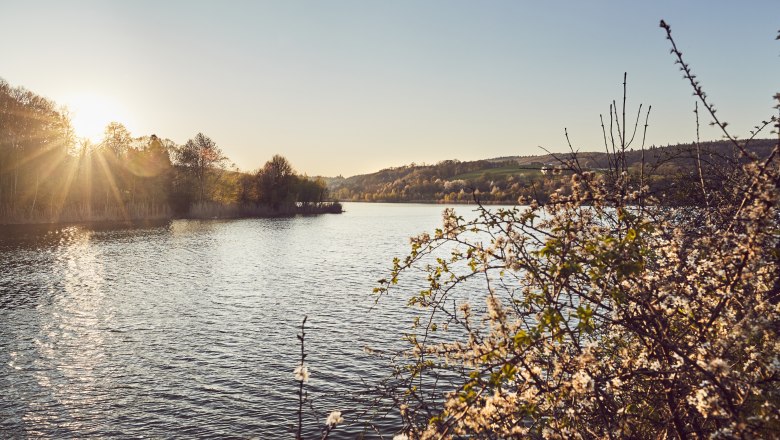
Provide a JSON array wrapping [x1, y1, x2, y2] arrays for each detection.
[[694, 102, 709, 206], [296, 316, 308, 440]]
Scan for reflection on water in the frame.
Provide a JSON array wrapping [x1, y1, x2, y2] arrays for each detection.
[[0, 203, 471, 437]]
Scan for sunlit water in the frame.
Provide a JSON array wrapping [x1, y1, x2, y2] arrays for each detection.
[[0, 202, 486, 438]]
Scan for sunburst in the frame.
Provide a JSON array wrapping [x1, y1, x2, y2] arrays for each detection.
[[65, 93, 129, 143]]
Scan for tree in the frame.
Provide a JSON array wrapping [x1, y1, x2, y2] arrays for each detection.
[[257, 154, 295, 209], [102, 122, 132, 158], [124, 134, 173, 206], [0, 79, 72, 219], [236, 172, 257, 204], [176, 132, 226, 202], [295, 176, 327, 206]]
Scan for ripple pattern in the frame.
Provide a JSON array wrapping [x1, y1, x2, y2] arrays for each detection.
[[0, 203, 469, 438]]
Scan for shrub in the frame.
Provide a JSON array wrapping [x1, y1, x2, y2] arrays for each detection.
[[375, 21, 780, 439]]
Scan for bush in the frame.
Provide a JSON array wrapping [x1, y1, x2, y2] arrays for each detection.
[[375, 22, 780, 439]]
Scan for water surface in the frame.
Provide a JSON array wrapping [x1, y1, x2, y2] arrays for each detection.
[[0, 203, 480, 438]]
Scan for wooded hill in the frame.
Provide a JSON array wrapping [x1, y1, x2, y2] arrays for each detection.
[[326, 138, 777, 205]]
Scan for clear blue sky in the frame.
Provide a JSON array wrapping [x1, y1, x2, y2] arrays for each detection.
[[1, 1, 777, 176]]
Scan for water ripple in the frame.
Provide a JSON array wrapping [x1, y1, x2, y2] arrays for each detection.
[[0, 203, 476, 437]]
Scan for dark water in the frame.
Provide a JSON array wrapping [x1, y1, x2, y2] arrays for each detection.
[[0, 202, 474, 438]]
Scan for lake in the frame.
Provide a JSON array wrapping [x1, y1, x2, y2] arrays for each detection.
[[0, 202, 483, 438]]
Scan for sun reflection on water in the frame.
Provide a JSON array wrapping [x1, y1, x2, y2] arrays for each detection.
[[1, 205, 437, 436], [24, 226, 110, 432]]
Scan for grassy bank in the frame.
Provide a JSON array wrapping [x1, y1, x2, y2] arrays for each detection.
[[0, 202, 173, 225], [0, 201, 342, 225]]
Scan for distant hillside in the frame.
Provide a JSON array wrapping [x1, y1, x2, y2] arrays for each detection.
[[327, 139, 777, 204]]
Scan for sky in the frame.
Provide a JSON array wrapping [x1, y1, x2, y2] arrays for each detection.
[[1, 1, 777, 177]]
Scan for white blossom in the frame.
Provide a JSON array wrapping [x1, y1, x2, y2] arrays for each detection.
[[325, 410, 343, 426], [571, 370, 594, 394], [293, 364, 310, 383]]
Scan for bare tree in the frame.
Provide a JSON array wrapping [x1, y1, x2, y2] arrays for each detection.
[[177, 132, 226, 202]]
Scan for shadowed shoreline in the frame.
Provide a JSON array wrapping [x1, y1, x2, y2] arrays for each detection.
[[0, 201, 342, 226]]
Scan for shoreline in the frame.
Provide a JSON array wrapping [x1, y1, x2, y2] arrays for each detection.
[[0, 201, 343, 227]]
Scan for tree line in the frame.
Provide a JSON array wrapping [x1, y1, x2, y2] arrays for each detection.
[[0, 78, 338, 225], [327, 138, 777, 205]]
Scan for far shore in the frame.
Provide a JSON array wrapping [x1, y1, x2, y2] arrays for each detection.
[[0, 201, 343, 227]]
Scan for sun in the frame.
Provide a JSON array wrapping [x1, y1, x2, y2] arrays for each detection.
[[65, 93, 129, 143]]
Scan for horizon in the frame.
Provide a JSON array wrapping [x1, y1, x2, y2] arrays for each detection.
[[1, 0, 778, 177]]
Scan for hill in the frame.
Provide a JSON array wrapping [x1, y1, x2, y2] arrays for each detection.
[[327, 139, 777, 204]]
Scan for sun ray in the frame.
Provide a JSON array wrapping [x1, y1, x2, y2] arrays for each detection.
[[8, 134, 69, 172], [51, 154, 80, 222], [28, 137, 77, 220], [93, 149, 129, 220]]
